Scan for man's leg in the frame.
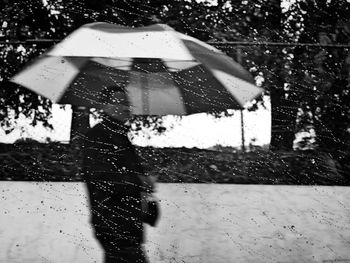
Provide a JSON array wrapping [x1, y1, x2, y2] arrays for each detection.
[[86, 181, 148, 263], [104, 244, 148, 263], [104, 188, 148, 263]]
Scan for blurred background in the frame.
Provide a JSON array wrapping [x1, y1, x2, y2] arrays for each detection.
[[0, 0, 349, 185]]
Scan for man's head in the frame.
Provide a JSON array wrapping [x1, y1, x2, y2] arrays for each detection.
[[100, 87, 131, 122]]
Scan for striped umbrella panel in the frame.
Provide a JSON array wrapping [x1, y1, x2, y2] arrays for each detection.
[[12, 55, 261, 115], [10, 22, 264, 115]]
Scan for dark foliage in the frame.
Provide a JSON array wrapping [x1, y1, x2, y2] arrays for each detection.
[[0, 142, 348, 185]]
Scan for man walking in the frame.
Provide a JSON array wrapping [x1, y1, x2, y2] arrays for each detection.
[[81, 87, 154, 262]]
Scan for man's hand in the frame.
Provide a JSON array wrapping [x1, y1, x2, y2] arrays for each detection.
[[139, 175, 157, 193]]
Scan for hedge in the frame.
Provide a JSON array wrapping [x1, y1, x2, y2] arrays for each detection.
[[0, 142, 348, 185]]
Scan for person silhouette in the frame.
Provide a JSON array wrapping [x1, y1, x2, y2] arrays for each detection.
[[81, 87, 155, 263]]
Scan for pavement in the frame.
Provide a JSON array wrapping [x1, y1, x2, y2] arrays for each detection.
[[0, 182, 349, 263]]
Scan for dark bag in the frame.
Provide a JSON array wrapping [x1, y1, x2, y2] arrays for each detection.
[[141, 192, 160, 227]]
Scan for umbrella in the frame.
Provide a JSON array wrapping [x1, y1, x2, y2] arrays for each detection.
[[11, 22, 263, 116]]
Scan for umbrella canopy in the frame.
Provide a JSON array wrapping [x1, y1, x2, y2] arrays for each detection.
[[11, 22, 263, 116]]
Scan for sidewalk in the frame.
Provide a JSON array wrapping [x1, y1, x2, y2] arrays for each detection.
[[0, 182, 349, 262]]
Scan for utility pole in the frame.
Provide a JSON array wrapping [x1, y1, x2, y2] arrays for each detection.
[[236, 47, 245, 152]]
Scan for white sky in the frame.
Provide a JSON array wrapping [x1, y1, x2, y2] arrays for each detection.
[[0, 97, 271, 148]]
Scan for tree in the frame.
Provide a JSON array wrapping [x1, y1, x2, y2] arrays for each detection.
[[239, 0, 296, 150], [0, 0, 61, 134], [285, 0, 350, 178], [288, 1, 350, 150], [217, 0, 350, 153], [204, 0, 295, 150]]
